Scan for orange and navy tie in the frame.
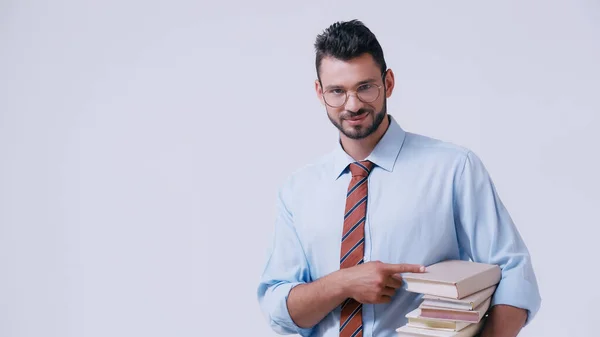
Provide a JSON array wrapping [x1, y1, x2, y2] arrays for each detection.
[[339, 160, 374, 337]]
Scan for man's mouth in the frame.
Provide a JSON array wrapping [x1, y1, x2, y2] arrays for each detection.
[[345, 112, 369, 124]]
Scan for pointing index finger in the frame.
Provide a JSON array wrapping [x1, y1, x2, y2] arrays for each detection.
[[384, 263, 426, 274]]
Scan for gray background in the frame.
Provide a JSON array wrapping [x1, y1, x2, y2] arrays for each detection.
[[1, 0, 598, 336]]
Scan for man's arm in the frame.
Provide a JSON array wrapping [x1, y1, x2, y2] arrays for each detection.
[[286, 270, 347, 329], [257, 184, 316, 336], [287, 262, 425, 328], [453, 151, 542, 336], [480, 304, 528, 337]]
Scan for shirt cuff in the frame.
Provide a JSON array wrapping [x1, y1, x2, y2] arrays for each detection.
[[490, 275, 542, 326], [268, 282, 315, 337]]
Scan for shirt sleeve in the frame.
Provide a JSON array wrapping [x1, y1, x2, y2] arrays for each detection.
[[453, 151, 542, 325], [256, 180, 315, 336]]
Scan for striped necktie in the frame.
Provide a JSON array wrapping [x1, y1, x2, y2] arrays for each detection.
[[339, 160, 374, 337]]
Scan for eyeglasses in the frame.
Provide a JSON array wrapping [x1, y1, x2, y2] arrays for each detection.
[[321, 73, 386, 108]]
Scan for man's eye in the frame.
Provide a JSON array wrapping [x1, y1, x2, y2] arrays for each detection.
[[330, 89, 345, 95], [358, 84, 373, 91]]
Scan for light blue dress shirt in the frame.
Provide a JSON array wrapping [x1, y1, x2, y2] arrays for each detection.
[[257, 115, 541, 337]]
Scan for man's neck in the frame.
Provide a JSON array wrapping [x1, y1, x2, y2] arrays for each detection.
[[340, 115, 390, 161]]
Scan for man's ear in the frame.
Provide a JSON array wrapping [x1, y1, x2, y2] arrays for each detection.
[[384, 69, 395, 98], [315, 79, 325, 106]]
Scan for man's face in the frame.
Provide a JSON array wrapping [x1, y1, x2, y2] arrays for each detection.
[[315, 53, 393, 140]]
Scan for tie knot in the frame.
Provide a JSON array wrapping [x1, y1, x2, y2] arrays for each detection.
[[349, 160, 374, 177]]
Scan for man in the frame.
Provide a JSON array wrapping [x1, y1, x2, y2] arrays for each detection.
[[257, 20, 541, 337]]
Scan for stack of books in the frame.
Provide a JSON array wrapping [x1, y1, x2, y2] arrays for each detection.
[[395, 260, 502, 337]]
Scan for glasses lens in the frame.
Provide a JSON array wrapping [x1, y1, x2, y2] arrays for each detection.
[[357, 84, 380, 103], [323, 90, 346, 107]]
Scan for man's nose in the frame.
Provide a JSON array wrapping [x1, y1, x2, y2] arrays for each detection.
[[344, 93, 362, 112]]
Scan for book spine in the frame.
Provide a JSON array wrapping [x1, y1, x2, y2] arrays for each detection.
[[419, 309, 479, 323]]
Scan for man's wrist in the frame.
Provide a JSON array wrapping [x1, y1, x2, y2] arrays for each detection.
[[329, 269, 351, 301]]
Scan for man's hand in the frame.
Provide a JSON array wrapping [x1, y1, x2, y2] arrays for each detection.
[[340, 261, 426, 304]]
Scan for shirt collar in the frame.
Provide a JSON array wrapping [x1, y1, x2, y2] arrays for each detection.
[[331, 114, 407, 180]]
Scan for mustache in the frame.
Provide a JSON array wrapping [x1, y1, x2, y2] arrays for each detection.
[[341, 109, 372, 119]]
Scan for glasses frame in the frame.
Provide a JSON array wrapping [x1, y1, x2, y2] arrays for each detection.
[[320, 71, 388, 108]]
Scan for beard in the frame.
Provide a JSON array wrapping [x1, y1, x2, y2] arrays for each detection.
[[327, 98, 387, 140]]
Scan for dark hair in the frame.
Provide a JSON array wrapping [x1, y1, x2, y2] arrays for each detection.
[[314, 19, 387, 80]]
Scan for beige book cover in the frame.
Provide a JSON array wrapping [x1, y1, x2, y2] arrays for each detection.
[[405, 308, 471, 331], [418, 297, 491, 323], [396, 317, 485, 337], [421, 285, 496, 311], [402, 260, 501, 299]]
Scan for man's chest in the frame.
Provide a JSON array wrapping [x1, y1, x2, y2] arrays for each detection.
[[292, 175, 460, 280]]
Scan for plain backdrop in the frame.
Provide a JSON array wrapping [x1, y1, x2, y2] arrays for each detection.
[[1, 0, 599, 336]]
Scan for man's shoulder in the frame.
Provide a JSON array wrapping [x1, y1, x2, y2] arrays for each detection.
[[278, 151, 334, 192], [403, 131, 472, 160], [402, 131, 491, 179]]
